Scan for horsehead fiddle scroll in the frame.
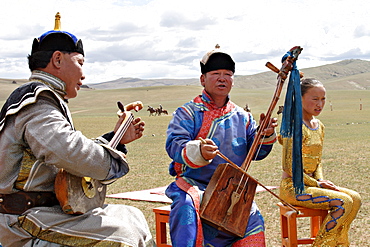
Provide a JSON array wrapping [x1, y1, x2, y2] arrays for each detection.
[[200, 46, 303, 237]]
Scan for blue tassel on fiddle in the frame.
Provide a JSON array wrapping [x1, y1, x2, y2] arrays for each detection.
[[280, 50, 304, 195]]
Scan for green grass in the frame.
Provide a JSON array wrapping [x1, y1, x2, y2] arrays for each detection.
[[2, 84, 369, 246], [67, 86, 370, 246]]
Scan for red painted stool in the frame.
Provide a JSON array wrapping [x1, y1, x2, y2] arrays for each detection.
[[277, 202, 328, 247], [153, 205, 172, 247]]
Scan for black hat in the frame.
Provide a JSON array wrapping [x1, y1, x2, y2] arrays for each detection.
[[200, 44, 235, 74], [31, 12, 84, 56]]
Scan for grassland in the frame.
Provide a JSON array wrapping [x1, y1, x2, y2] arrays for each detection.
[[1, 83, 369, 246]]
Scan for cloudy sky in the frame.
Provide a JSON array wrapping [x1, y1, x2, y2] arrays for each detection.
[[1, 0, 370, 84]]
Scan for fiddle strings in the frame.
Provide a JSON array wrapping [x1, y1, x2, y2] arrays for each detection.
[[109, 113, 134, 148], [237, 117, 273, 193]]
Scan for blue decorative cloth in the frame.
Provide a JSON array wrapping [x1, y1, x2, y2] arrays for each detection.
[[279, 51, 304, 194]]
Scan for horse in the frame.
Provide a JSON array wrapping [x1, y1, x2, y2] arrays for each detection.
[[155, 107, 161, 116], [156, 107, 168, 116], [147, 106, 157, 116], [244, 103, 251, 112]]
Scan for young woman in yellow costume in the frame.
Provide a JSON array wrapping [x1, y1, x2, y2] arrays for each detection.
[[279, 78, 361, 247]]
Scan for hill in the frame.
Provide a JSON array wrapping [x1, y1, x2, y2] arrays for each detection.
[[1, 59, 370, 91], [88, 59, 370, 90], [234, 59, 370, 90], [89, 77, 199, 89]]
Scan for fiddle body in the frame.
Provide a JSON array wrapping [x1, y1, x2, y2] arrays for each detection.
[[200, 163, 257, 237]]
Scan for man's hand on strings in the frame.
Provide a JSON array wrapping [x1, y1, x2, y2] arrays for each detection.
[[114, 113, 145, 144], [200, 138, 218, 161], [259, 113, 278, 136]]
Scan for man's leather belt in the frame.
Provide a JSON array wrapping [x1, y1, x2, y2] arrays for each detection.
[[0, 191, 59, 215]]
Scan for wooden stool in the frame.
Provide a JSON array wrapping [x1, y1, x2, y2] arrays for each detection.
[[277, 202, 328, 247], [153, 205, 172, 247]]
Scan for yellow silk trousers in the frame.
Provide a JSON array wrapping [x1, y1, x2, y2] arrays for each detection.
[[280, 178, 361, 247]]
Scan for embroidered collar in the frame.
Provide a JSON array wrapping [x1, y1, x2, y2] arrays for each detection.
[[29, 70, 67, 98], [200, 89, 231, 110]]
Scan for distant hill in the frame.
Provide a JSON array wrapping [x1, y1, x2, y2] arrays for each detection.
[[0, 78, 28, 84], [234, 59, 370, 90], [88, 59, 370, 90], [300, 59, 370, 90], [89, 77, 199, 89], [1, 59, 370, 91]]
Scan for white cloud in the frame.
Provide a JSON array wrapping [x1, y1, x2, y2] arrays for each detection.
[[1, 0, 370, 84]]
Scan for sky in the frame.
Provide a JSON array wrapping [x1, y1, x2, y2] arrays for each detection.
[[1, 0, 370, 84]]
